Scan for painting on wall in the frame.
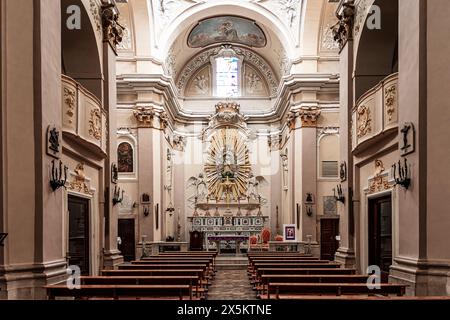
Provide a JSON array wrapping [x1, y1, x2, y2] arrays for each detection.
[[188, 16, 267, 48], [118, 142, 134, 173]]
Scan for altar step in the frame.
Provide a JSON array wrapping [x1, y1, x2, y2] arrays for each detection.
[[216, 255, 248, 270]]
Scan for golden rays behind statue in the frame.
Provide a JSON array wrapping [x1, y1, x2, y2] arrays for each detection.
[[205, 128, 251, 202]]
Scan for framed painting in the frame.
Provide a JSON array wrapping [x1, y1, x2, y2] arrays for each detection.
[[283, 224, 297, 242]]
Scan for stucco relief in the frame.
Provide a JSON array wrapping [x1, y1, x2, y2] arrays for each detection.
[[90, 0, 102, 37], [357, 104, 372, 138], [320, 1, 340, 52], [68, 163, 94, 196], [186, 66, 211, 96], [244, 66, 267, 96], [354, 0, 372, 37], [89, 108, 102, 141], [384, 84, 397, 122], [64, 87, 76, 124], [116, 2, 133, 51], [367, 160, 393, 194]]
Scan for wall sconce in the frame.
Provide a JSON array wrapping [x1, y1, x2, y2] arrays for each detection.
[[112, 186, 124, 206], [392, 158, 411, 190], [50, 159, 68, 191], [305, 193, 314, 217], [0, 233, 7, 246], [333, 184, 345, 203]]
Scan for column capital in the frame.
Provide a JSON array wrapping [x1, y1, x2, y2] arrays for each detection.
[[298, 106, 321, 128], [133, 107, 169, 130]]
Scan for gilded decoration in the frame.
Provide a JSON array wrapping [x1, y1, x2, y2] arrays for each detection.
[[89, 109, 102, 141], [357, 104, 372, 138], [68, 163, 93, 195], [384, 84, 397, 121]]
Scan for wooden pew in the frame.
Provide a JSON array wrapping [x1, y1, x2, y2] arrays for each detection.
[[46, 284, 193, 300], [257, 274, 373, 296], [138, 257, 216, 273], [253, 268, 357, 289], [80, 276, 205, 299], [247, 259, 328, 274], [101, 269, 211, 289], [118, 264, 212, 283], [264, 282, 407, 299]]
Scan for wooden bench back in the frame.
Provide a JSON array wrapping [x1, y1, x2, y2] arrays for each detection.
[[46, 284, 193, 300], [266, 283, 406, 299], [257, 268, 356, 277]]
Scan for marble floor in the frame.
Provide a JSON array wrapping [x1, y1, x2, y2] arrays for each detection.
[[207, 269, 257, 300]]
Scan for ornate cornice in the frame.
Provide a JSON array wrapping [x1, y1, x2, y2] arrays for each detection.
[[176, 45, 279, 97]]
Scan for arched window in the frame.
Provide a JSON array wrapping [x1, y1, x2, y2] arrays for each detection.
[[118, 142, 134, 173], [211, 48, 243, 97], [216, 56, 239, 97]]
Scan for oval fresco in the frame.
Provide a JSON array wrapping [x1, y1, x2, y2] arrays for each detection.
[[188, 16, 267, 48]]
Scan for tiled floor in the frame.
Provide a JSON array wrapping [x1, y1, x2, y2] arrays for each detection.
[[207, 269, 257, 300]]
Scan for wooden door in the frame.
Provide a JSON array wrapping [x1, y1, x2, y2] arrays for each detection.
[[369, 196, 392, 282], [68, 195, 90, 275], [118, 219, 136, 262], [320, 218, 339, 261]]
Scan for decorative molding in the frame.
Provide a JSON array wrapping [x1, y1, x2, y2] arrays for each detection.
[[90, 0, 102, 36], [356, 104, 371, 138], [354, 0, 371, 37], [384, 84, 397, 122], [176, 45, 278, 97], [89, 109, 102, 141], [68, 163, 94, 195], [317, 126, 340, 138], [331, 0, 355, 50], [364, 160, 393, 194]]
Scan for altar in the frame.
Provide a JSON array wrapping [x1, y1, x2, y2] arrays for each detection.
[[189, 215, 269, 252], [206, 235, 249, 255]]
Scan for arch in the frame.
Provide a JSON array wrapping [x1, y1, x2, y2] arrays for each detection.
[[317, 133, 340, 179], [61, 0, 103, 102], [354, 0, 398, 101]]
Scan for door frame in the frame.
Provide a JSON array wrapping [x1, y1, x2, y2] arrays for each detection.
[[319, 216, 340, 260], [363, 189, 396, 278], [64, 189, 98, 276], [118, 218, 136, 262]]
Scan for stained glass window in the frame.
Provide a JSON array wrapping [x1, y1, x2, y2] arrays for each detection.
[[118, 142, 133, 173], [216, 57, 239, 97]]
